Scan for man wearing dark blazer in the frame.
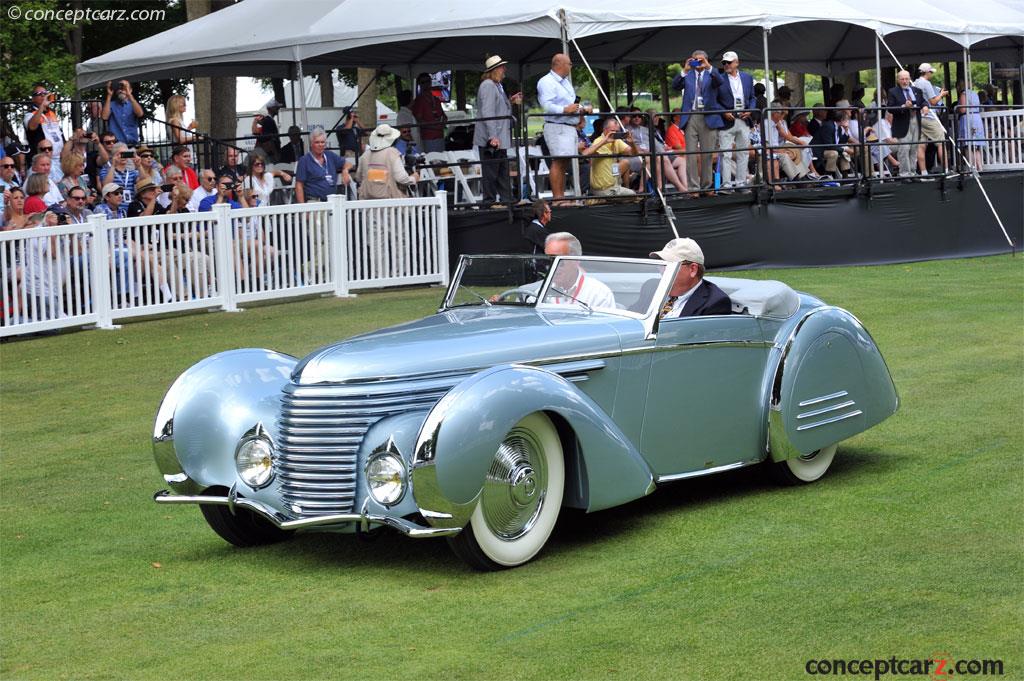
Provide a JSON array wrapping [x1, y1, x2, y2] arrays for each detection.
[[649, 237, 731, 318], [714, 50, 758, 190], [671, 50, 723, 194], [810, 114, 853, 177], [886, 70, 929, 176]]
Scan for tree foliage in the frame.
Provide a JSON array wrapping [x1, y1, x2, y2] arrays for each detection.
[[0, 0, 188, 111]]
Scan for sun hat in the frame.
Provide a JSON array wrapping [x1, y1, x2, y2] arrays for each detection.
[[484, 55, 508, 72], [134, 178, 158, 194], [650, 237, 705, 265], [101, 182, 123, 199], [367, 124, 401, 151], [722, 51, 739, 63], [918, 63, 935, 74]]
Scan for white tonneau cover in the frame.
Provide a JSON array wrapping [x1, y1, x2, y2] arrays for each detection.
[[706, 277, 801, 319]]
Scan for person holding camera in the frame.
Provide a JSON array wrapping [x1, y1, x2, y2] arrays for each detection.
[[251, 98, 282, 162], [671, 50, 724, 194], [198, 174, 250, 212], [355, 125, 418, 200], [473, 55, 522, 206], [102, 80, 144, 146], [101, 144, 139, 202], [581, 117, 639, 197], [24, 83, 65, 159]]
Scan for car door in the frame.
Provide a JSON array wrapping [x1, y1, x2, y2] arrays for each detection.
[[639, 314, 770, 478]]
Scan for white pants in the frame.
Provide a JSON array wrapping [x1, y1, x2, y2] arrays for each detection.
[[897, 117, 920, 175], [718, 124, 750, 187]]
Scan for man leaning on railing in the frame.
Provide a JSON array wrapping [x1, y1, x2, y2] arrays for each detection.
[[295, 127, 350, 203]]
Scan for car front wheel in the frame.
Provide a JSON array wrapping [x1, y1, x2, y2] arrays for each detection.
[[448, 412, 564, 570], [770, 443, 838, 485], [200, 501, 293, 547]]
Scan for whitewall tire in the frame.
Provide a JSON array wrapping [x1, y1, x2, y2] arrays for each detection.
[[448, 412, 564, 570]]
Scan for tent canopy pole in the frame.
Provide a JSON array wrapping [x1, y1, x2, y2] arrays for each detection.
[[296, 60, 309, 131], [570, 36, 680, 240], [877, 32, 1013, 250], [875, 33, 882, 110], [762, 28, 773, 102]]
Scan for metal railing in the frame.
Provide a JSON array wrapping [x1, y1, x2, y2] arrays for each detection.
[[0, 192, 449, 337]]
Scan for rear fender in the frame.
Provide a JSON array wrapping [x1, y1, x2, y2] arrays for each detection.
[[768, 307, 898, 460], [153, 349, 297, 494], [411, 364, 654, 530]]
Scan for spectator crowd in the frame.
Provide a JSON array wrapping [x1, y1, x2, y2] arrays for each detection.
[[0, 58, 1014, 324]]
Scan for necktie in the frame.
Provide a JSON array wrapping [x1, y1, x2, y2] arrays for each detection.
[[661, 296, 678, 319], [904, 89, 912, 103]]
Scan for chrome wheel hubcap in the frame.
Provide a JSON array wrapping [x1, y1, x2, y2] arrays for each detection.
[[481, 430, 547, 540]]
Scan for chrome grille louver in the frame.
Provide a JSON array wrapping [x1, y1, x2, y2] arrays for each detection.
[[277, 377, 458, 516], [275, 358, 606, 517]]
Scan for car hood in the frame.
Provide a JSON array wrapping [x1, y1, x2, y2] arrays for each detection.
[[293, 307, 630, 384]]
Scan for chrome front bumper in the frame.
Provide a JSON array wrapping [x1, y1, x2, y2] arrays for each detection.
[[153, 490, 460, 538]]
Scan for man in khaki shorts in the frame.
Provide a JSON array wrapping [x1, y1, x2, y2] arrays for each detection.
[[537, 53, 592, 201], [913, 63, 949, 174]]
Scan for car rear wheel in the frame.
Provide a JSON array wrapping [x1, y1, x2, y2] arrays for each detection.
[[770, 443, 838, 485], [448, 412, 564, 570], [200, 502, 293, 547]]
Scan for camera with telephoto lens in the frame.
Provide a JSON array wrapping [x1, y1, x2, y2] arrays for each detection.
[[404, 149, 423, 176]]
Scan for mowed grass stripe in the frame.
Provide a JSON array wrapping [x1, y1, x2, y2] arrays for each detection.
[[1, 256, 1021, 681]]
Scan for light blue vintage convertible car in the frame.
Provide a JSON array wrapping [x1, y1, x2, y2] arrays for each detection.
[[153, 254, 898, 570]]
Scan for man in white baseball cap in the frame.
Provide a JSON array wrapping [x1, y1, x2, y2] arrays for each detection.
[[912, 63, 949, 174], [648, 237, 731, 318], [715, 50, 757, 191]]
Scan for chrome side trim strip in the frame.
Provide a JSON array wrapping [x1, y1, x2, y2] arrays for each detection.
[[655, 460, 757, 483], [797, 400, 857, 419], [153, 491, 460, 538], [795, 410, 863, 431], [798, 390, 850, 407]]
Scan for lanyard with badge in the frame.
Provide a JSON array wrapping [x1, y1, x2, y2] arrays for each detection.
[[695, 71, 704, 110]]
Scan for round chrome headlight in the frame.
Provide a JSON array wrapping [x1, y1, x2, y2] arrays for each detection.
[[235, 432, 275, 489], [366, 452, 406, 506]]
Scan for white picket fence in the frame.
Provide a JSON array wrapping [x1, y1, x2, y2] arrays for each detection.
[[979, 109, 1024, 171], [0, 192, 449, 337]]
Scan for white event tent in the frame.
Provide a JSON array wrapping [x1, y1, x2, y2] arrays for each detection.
[[77, 0, 1024, 127]]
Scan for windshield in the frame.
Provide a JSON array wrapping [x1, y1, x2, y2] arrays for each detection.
[[445, 255, 669, 317], [446, 255, 552, 308], [539, 258, 667, 315]]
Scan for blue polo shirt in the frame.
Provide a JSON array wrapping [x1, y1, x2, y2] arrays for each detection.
[[296, 151, 344, 201], [198, 195, 241, 212], [107, 99, 141, 145]]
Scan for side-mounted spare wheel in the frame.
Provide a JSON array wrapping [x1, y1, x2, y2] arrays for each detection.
[[448, 412, 565, 570]]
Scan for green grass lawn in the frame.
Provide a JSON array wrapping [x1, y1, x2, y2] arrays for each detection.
[[2, 256, 1022, 681]]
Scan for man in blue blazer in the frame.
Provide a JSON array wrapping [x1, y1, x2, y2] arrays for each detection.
[[714, 51, 757, 190], [671, 50, 723, 194]]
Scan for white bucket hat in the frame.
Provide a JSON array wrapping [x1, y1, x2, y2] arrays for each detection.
[[368, 124, 401, 151]]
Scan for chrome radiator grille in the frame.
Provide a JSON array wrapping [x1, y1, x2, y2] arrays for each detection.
[[276, 377, 460, 516]]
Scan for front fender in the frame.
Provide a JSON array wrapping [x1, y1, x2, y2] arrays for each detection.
[[411, 364, 654, 529], [153, 348, 297, 494]]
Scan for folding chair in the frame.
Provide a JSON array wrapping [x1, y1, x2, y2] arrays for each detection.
[[447, 149, 483, 204]]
